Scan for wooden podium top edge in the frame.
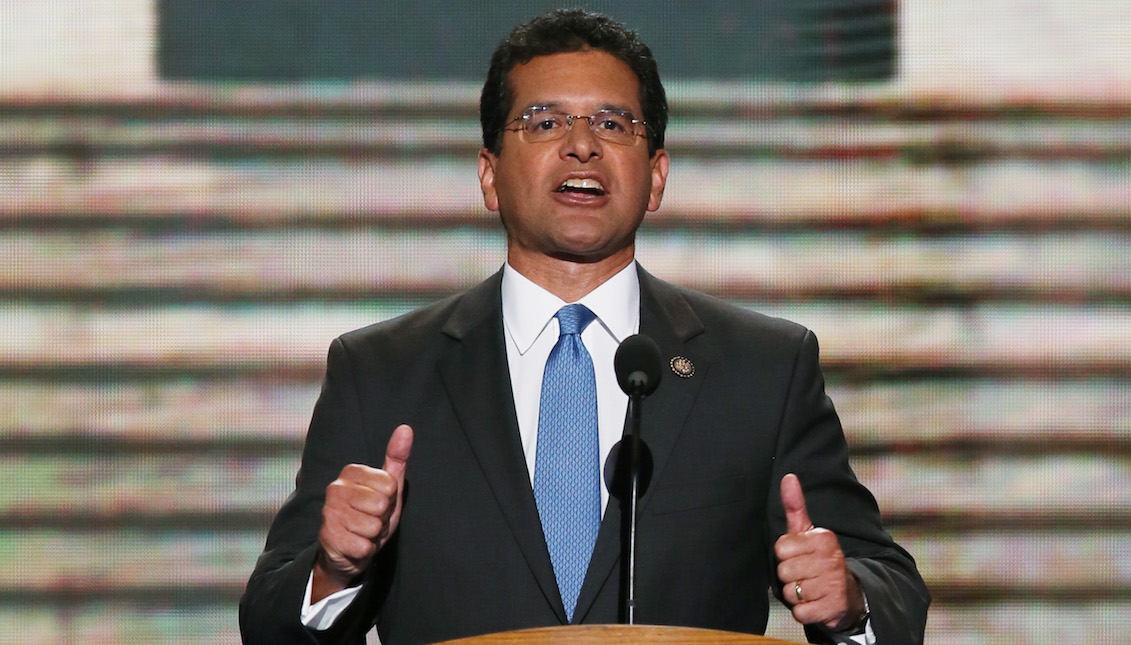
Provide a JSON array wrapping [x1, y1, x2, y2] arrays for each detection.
[[435, 624, 804, 644]]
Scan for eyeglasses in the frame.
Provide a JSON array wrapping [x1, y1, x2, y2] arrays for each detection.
[[503, 106, 647, 145]]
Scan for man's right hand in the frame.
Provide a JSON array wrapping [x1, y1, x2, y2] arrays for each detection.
[[312, 424, 413, 603]]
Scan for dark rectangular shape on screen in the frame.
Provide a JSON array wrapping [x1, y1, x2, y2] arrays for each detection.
[[157, 0, 895, 82]]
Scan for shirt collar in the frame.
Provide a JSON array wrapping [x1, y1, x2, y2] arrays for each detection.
[[502, 261, 640, 355]]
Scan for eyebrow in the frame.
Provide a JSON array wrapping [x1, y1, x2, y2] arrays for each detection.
[[525, 101, 637, 114]]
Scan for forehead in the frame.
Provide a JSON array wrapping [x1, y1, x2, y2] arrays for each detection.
[[506, 50, 642, 115]]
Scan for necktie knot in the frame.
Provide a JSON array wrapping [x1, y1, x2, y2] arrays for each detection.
[[556, 304, 596, 337]]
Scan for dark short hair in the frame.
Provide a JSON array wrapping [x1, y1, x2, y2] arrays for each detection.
[[479, 9, 668, 156]]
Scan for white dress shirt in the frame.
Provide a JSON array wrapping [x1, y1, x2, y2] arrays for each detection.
[[501, 260, 639, 512]]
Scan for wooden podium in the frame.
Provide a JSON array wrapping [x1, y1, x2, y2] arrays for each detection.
[[437, 624, 803, 644]]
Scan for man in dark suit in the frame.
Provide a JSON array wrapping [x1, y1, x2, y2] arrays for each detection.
[[240, 9, 929, 645]]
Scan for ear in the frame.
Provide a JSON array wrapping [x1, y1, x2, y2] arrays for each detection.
[[478, 149, 500, 212], [646, 149, 670, 213]]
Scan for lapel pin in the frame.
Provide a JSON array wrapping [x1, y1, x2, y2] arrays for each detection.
[[669, 355, 695, 378]]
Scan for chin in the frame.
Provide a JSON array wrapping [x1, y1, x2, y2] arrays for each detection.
[[550, 240, 632, 265]]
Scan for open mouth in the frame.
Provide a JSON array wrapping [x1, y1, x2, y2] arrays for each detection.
[[556, 178, 606, 196]]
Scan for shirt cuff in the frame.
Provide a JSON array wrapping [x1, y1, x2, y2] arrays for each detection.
[[300, 570, 364, 631], [843, 617, 875, 645], [835, 592, 873, 645]]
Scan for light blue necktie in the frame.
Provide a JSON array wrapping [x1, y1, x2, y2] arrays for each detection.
[[533, 304, 600, 622]]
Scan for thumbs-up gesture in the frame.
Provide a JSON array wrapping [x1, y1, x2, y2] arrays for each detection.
[[774, 473, 867, 632], [312, 424, 414, 602]]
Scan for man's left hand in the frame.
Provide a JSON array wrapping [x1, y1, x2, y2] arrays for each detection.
[[774, 473, 867, 632]]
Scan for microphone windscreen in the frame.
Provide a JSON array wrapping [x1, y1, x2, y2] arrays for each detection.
[[614, 334, 662, 395]]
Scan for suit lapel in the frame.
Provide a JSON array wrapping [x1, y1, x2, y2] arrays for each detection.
[[436, 271, 568, 622], [632, 268, 712, 511], [573, 267, 711, 622]]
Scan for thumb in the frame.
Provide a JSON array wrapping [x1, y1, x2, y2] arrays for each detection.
[[382, 424, 414, 488], [781, 473, 813, 534]]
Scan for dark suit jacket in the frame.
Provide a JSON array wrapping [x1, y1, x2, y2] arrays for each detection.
[[240, 266, 929, 645]]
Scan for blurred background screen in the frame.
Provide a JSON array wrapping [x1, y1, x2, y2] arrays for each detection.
[[2, 1, 1129, 643], [157, 0, 895, 81]]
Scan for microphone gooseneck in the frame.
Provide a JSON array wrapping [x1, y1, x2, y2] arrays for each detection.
[[612, 334, 662, 625]]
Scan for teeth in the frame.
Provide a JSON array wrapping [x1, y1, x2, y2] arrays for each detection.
[[560, 178, 605, 192]]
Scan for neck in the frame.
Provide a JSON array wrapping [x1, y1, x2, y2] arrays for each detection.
[[507, 248, 634, 302]]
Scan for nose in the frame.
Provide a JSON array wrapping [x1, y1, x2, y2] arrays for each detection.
[[559, 117, 602, 162]]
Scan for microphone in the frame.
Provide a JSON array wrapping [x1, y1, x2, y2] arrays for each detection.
[[612, 334, 662, 625], [614, 334, 662, 396]]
